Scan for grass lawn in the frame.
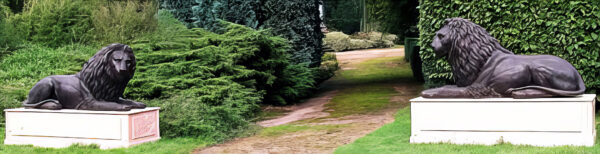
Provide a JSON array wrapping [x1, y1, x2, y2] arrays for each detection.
[[0, 127, 212, 153], [335, 106, 600, 154], [325, 56, 418, 118], [258, 124, 351, 137]]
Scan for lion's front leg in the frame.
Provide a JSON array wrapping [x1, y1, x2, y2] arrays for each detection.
[[421, 85, 470, 98], [118, 98, 146, 109]]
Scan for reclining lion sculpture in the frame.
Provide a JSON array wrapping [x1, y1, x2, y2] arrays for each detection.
[[421, 18, 585, 98], [23, 43, 146, 111]]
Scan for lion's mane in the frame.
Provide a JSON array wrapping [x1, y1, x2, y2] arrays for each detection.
[[77, 43, 135, 102], [443, 18, 513, 87]]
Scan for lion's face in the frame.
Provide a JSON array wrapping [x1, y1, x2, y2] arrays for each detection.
[[431, 26, 452, 58], [107, 47, 136, 81]]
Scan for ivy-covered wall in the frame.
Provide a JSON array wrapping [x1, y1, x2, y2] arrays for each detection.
[[418, 0, 600, 92], [160, 0, 323, 66]]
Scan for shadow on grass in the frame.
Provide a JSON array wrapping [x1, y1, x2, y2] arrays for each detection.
[[322, 56, 423, 118]]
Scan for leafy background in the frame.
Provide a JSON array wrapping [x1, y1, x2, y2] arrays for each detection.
[[419, 0, 600, 93], [0, 0, 337, 141], [160, 0, 324, 67]]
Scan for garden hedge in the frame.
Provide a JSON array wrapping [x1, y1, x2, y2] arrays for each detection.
[[160, 0, 323, 66], [418, 0, 600, 93]]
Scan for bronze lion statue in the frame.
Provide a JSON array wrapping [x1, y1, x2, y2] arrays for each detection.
[[421, 18, 585, 98], [23, 43, 146, 111]]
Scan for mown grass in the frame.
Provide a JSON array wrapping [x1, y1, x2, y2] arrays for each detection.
[[0, 127, 212, 154], [325, 56, 418, 118], [335, 108, 600, 154], [259, 124, 350, 137], [337, 56, 414, 84], [255, 55, 414, 137], [326, 84, 397, 118]]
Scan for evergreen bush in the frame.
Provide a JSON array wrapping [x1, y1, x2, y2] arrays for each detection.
[[0, 1, 23, 56], [0, 44, 98, 124], [127, 15, 316, 136], [323, 0, 362, 34], [10, 0, 94, 47], [323, 32, 351, 52], [323, 31, 396, 52], [161, 0, 324, 66], [419, 0, 600, 92], [92, 0, 158, 44]]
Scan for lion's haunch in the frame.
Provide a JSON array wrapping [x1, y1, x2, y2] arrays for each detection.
[[422, 18, 585, 98], [23, 43, 146, 111]]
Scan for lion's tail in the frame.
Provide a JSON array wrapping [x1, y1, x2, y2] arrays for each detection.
[[514, 78, 586, 96]]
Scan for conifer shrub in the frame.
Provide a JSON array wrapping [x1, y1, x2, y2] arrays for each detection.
[[0, 1, 23, 56], [315, 52, 339, 83], [92, 0, 158, 45], [0, 11, 320, 140], [0, 44, 98, 124], [10, 0, 94, 47], [124, 12, 320, 137], [161, 0, 324, 66]]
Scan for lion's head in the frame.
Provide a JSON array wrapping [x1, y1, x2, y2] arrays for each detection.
[[431, 18, 513, 87], [77, 43, 136, 101]]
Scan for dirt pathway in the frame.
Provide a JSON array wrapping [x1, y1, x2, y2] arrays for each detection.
[[196, 47, 420, 154]]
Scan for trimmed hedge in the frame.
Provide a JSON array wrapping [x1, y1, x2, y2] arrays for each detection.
[[419, 0, 600, 92], [323, 31, 396, 52]]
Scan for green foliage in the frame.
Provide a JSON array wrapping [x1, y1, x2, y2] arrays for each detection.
[[0, 44, 98, 124], [313, 52, 339, 84], [5, 0, 159, 47], [10, 0, 94, 47], [260, 0, 324, 66], [323, 0, 362, 34], [323, 31, 396, 52], [323, 32, 351, 52], [365, 0, 419, 39], [127, 13, 322, 138], [419, 0, 600, 92], [0, 1, 23, 56], [92, 0, 158, 45], [0, 12, 319, 140], [3, 0, 24, 13], [323, 0, 419, 39], [161, 0, 324, 66], [160, 0, 259, 31]]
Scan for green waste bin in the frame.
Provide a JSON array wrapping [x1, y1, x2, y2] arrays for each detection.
[[404, 37, 419, 62], [404, 37, 424, 82]]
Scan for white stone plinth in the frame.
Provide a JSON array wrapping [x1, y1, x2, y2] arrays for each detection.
[[410, 94, 596, 147], [4, 107, 160, 149]]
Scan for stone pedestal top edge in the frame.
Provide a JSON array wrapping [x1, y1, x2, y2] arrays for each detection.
[[411, 94, 596, 102], [4, 107, 160, 115]]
